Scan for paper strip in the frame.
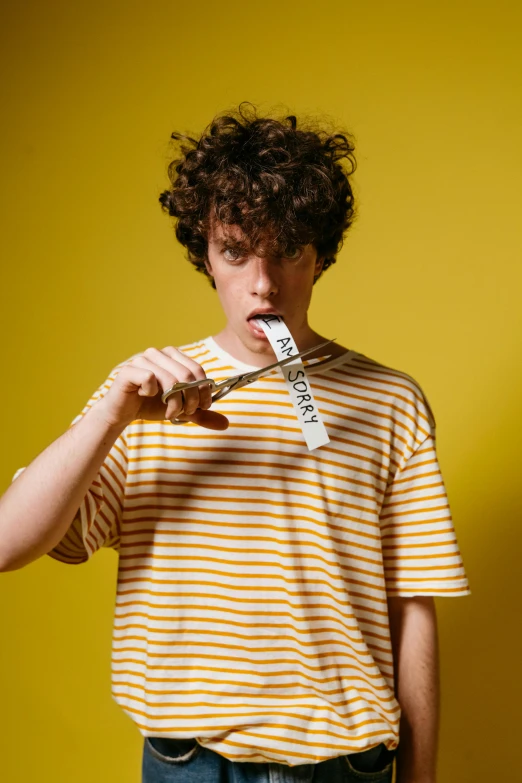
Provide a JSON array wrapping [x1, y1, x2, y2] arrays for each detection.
[[257, 316, 330, 451]]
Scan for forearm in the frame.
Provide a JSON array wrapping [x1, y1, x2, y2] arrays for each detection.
[[388, 596, 440, 783], [0, 404, 124, 572]]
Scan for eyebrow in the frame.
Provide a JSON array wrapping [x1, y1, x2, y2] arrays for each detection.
[[214, 237, 249, 249]]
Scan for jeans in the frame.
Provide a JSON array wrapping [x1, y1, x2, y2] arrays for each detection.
[[142, 737, 395, 782]]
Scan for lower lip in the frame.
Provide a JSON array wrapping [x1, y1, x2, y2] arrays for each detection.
[[247, 318, 272, 340]]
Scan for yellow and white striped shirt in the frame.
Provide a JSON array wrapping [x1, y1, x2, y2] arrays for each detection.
[[13, 337, 469, 766]]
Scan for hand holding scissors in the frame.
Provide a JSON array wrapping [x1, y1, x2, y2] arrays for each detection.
[[161, 338, 336, 423], [94, 340, 336, 432]]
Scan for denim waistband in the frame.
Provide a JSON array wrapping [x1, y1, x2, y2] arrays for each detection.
[[347, 742, 394, 772], [149, 738, 393, 772]]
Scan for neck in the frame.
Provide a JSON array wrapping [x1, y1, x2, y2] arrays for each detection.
[[213, 322, 346, 367]]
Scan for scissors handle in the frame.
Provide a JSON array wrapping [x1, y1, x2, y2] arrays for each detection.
[[161, 378, 218, 404]]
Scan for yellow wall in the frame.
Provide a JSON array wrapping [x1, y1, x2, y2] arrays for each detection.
[[1, 1, 520, 780]]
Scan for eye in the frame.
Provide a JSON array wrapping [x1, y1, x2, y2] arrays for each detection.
[[223, 247, 243, 262], [283, 246, 303, 260]]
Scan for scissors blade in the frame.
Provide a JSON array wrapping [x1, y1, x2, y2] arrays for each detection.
[[168, 338, 339, 410], [233, 338, 337, 387]]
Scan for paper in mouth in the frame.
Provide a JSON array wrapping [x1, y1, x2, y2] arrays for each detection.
[[256, 315, 330, 452]]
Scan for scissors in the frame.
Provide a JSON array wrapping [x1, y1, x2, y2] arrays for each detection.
[[161, 338, 336, 411]]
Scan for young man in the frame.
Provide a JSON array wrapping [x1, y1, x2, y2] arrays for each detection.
[[1, 105, 469, 783]]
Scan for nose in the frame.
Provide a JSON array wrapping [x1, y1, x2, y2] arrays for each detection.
[[250, 256, 279, 298]]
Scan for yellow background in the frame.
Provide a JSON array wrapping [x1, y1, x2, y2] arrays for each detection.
[[1, 1, 521, 780]]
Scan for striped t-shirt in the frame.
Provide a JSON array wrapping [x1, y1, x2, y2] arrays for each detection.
[[13, 336, 469, 766]]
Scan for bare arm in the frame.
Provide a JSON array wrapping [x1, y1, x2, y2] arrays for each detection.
[[0, 406, 124, 572], [388, 596, 440, 783], [0, 346, 228, 573]]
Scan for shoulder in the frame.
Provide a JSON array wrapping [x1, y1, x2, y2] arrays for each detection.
[[327, 349, 437, 439], [175, 338, 214, 363], [354, 351, 433, 408], [107, 339, 212, 375]]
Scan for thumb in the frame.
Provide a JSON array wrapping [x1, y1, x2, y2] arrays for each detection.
[[177, 409, 230, 431]]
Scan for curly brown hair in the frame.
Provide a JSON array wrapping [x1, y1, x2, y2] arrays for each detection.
[[159, 103, 357, 287]]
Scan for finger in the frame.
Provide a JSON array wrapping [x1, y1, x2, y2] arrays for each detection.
[[160, 347, 213, 411], [181, 409, 230, 431], [141, 347, 202, 416], [195, 378, 213, 411], [160, 346, 209, 380], [116, 365, 159, 397], [131, 355, 185, 418]]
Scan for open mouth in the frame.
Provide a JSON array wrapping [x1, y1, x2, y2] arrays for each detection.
[[246, 312, 283, 339]]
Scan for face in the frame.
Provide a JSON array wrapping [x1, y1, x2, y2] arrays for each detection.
[[204, 220, 324, 362]]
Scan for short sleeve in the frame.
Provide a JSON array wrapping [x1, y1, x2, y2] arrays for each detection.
[[380, 433, 470, 597], [11, 356, 133, 565]]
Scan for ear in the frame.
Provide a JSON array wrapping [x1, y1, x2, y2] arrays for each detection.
[[314, 255, 325, 279]]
